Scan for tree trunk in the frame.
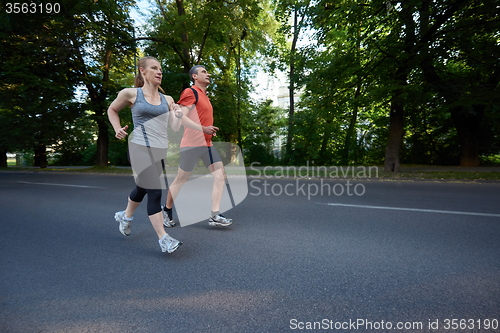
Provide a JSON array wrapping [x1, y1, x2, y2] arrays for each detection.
[[422, 60, 483, 167], [175, 0, 193, 92], [459, 142, 480, 167], [341, 83, 361, 165], [384, 98, 405, 172], [285, 77, 295, 163], [236, 41, 242, 147], [382, 0, 420, 173], [419, 0, 480, 166], [318, 119, 333, 165], [175, 0, 190, 64], [95, 48, 112, 167], [451, 105, 483, 167], [34, 143, 48, 168], [96, 117, 109, 167], [69, 32, 111, 167], [0, 150, 7, 168], [285, 3, 309, 164], [284, 8, 298, 164]]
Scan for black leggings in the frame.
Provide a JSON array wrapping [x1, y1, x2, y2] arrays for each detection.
[[129, 186, 162, 216], [128, 142, 168, 216]]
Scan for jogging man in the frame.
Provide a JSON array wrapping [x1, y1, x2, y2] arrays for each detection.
[[162, 65, 233, 227]]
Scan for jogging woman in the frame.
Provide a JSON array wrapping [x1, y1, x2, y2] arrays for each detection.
[[107, 56, 183, 254]]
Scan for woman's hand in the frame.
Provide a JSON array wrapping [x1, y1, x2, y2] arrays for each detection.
[[115, 125, 129, 139], [172, 103, 183, 118]]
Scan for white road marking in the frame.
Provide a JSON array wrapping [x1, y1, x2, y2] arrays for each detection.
[[317, 202, 500, 218], [16, 181, 105, 189]]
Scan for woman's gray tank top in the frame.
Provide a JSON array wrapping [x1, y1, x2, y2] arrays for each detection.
[[130, 88, 169, 148]]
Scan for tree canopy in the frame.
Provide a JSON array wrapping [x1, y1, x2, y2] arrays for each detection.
[[1, 0, 498, 169]]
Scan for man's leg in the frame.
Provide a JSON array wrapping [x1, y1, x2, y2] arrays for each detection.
[[162, 146, 200, 226], [162, 167, 192, 227], [207, 161, 233, 227], [208, 161, 225, 213], [165, 168, 192, 209]]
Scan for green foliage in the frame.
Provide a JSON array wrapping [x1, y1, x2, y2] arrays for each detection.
[[144, 0, 278, 163], [242, 99, 286, 165], [274, 0, 500, 167], [1, 0, 498, 168], [0, 0, 136, 167], [0, 5, 83, 165]]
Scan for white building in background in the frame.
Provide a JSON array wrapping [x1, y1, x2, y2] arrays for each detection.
[[250, 72, 304, 159], [250, 70, 303, 109], [274, 86, 303, 159], [276, 85, 301, 109]]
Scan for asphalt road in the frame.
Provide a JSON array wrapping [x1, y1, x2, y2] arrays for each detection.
[[1, 172, 499, 333]]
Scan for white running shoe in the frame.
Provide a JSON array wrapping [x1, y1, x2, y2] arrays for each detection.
[[161, 206, 176, 228], [158, 234, 182, 253], [115, 211, 133, 236], [208, 214, 233, 227]]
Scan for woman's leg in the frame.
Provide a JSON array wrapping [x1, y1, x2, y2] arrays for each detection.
[[147, 188, 182, 253], [115, 186, 147, 236], [125, 197, 141, 218], [149, 212, 167, 239], [145, 188, 166, 239], [127, 186, 147, 217]]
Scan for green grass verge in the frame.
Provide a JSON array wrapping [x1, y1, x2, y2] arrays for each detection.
[[378, 171, 500, 181], [2, 166, 500, 181]]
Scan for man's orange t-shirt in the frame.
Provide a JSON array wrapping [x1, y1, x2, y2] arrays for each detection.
[[178, 86, 213, 147]]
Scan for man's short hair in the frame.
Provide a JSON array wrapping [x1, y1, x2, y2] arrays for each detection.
[[189, 65, 206, 83]]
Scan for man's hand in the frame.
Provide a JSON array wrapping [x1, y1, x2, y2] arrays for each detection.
[[202, 125, 219, 136]]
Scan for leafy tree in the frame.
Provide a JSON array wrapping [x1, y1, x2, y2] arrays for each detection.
[[368, 0, 499, 170], [0, 4, 83, 167], [144, 0, 276, 150], [293, 1, 389, 166], [0, 0, 136, 167], [61, 0, 136, 166], [241, 99, 286, 165], [297, 0, 499, 170], [419, 0, 500, 166], [273, 0, 312, 164]]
